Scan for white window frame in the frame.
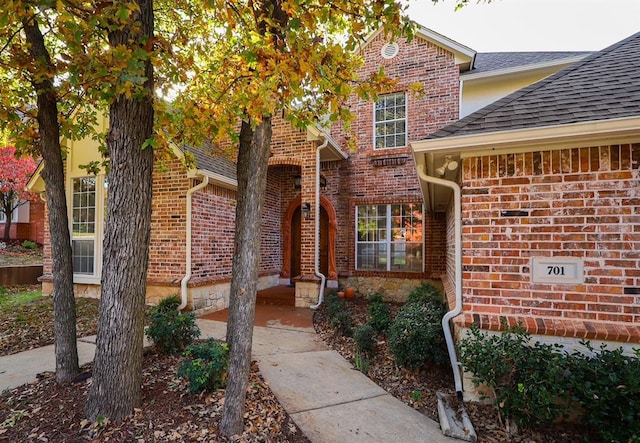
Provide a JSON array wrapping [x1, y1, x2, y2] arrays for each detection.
[[355, 203, 424, 273], [69, 175, 107, 284], [373, 92, 407, 150]]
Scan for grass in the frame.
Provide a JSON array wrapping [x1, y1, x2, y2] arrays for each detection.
[[0, 286, 42, 313]]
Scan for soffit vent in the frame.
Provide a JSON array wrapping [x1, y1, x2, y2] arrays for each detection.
[[381, 42, 399, 59]]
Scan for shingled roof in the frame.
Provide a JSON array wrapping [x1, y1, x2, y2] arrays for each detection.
[[428, 31, 640, 140], [183, 144, 237, 181], [465, 51, 590, 76]]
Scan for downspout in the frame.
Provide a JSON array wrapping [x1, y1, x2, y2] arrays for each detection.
[[416, 165, 464, 399], [179, 173, 210, 311], [310, 134, 329, 310]]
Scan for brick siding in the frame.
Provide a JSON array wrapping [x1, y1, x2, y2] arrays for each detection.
[[328, 33, 459, 282], [457, 143, 640, 342]]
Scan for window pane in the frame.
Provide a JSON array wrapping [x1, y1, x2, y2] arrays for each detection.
[[72, 239, 94, 274], [357, 203, 423, 272], [374, 92, 406, 150]]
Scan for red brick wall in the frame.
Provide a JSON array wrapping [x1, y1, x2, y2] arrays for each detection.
[[459, 143, 640, 342], [327, 33, 459, 279], [0, 200, 44, 243], [147, 159, 189, 284], [261, 169, 283, 274], [28, 199, 45, 244], [190, 182, 237, 283]]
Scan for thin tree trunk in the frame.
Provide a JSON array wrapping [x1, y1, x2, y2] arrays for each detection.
[[85, 0, 155, 422], [221, 117, 273, 437], [22, 15, 79, 384], [2, 206, 12, 242]]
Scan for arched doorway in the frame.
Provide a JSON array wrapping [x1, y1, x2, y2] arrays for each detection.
[[282, 196, 337, 281]]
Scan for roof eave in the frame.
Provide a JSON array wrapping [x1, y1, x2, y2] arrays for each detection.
[[359, 24, 476, 72], [461, 54, 589, 82], [411, 116, 640, 157], [188, 169, 238, 190]]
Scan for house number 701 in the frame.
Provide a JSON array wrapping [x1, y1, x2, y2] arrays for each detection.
[[547, 266, 565, 276]]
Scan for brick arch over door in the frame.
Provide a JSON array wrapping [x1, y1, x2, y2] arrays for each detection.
[[281, 195, 338, 280]]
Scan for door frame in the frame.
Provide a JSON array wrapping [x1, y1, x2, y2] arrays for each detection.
[[282, 195, 338, 280]]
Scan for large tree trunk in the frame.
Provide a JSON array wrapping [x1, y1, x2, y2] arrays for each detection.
[[85, 0, 155, 422], [22, 16, 79, 384], [221, 117, 273, 437]]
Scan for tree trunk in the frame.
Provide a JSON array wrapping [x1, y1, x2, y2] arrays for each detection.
[[85, 0, 155, 422], [221, 117, 273, 437], [2, 206, 12, 242], [22, 15, 79, 384]]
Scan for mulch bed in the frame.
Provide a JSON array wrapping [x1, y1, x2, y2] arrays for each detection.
[[0, 350, 309, 442], [0, 288, 100, 357], [313, 297, 586, 443]]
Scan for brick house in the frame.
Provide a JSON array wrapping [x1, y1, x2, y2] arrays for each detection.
[[0, 199, 45, 244], [411, 30, 640, 394], [29, 24, 588, 312]]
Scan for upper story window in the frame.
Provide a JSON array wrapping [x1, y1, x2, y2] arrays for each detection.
[[374, 92, 407, 150]]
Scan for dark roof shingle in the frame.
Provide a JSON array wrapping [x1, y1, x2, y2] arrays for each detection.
[[183, 144, 236, 181], [429, 31, 640, 140], [466, 51, 589, 75]]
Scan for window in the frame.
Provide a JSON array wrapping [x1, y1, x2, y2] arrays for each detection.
[[70, 176, 108, 277], [374, 92, 406, 150], [71, 177, 96, 274], [356, 203, 423, 272], [0, 201, 19, 223]]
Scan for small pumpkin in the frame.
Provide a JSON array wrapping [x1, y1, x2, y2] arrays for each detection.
[[344, 287, 355, 298]]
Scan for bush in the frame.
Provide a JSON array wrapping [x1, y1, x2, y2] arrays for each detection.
[[145, 295, 200, 355], [330, 310, 352, 337], [178, 339, 229, 393], [324, 291, 344, 321], [566, 343, 640, 442], [388, 292, 448, 369], [354, 324, 376, 358], [367, 293, 391, 334], [406, 282, 442, 305], [21, 240, 37, 249], [458, 321, 569, 431]]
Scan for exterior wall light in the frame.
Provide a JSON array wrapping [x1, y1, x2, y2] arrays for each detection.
[[301, 202, 311, 219], [436, 155, 459, 177]]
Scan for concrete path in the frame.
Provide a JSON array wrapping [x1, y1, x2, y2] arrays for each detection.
[[197, 318, 454, 443], [0, 318, 454, 442]]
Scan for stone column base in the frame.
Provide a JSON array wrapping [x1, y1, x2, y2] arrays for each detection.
[[294, 281, 320, 308]]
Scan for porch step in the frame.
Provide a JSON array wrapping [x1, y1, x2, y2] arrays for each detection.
[[256, 286, 295, 307]]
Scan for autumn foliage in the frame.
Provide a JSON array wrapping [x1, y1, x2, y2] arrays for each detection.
[[0, 145, 37, 240]]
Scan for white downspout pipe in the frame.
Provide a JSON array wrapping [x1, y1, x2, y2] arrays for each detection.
[[416, 165, 464, 399], [179, 173, 210, 311], [310, 135, 329, 310]]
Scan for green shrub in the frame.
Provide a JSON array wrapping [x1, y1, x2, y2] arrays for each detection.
[[368, 293, 391, 334], [458, 321, 570, 431], [178, 339, 229, 393], [388, 294, 447, 369], [145, 295, 200, 355], [324, 291, 344, 321], [354, 352, 370, 374], [566, 343, 640, 442], [21, 240, 37, 249], [354, 324, 376, 358], [330, 310, 352, 337], [406, 282, 442, 305]]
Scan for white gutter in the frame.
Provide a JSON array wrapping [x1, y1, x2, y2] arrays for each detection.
[[310, 134, 330, 310], [416, 162, 464, 398], [179, 173, 210, 311]]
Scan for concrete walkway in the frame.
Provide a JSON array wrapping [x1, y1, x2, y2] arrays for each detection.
[[0, 317, 454, 442]]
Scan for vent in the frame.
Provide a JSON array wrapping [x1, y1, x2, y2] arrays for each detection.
[[381, 42, 399, 59]]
